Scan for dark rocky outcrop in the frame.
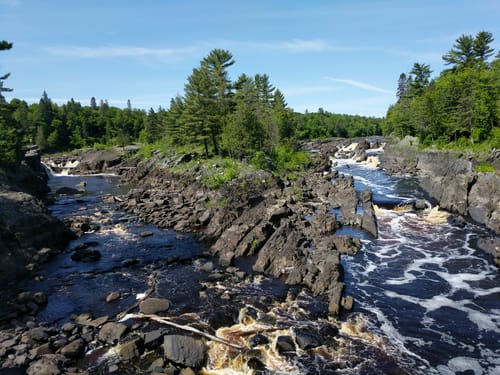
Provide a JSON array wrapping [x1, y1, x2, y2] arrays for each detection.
[[381, 137, 500, 235], [0, 148, 73, 289]]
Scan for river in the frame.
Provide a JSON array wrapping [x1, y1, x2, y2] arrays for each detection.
[[10, 155, 500, 374], [335, 155, 500, 375]]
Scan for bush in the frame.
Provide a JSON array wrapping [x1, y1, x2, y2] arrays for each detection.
[[475, 162, 495, 173]]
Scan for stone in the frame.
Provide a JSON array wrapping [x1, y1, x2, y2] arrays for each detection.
[[248, 333, 269, 347], [60, 338, 85, 358], [294, 328, 323, 350], [139, 231, 154, 238], [180, 368, 196, 375], [199, 261, 214, 273], [27, 354, 67, 375], [275, 335, 295, 355], [98, 322, 128, 344], [30, 342, 53, 358], [163, 335, 207, 368], [139, 298, 171, 315], [117, 339, 141, 361], [198, 210, 212, 225], [106, 291, 121, 303], [33, 291, 48, 305], [144, 329, 164, 349], [25, 327, 49, 342], [61, 322, 76, 333], [71, 248, 101, 262], [341, 295, 354, 310]]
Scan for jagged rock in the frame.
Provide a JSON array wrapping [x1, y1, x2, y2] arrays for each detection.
[[468, 173, 500, 233], [117, 338, 142, 361], [144, 329, 164, 349], [294, 327, 323, 350], [163, 335, 207, 368]]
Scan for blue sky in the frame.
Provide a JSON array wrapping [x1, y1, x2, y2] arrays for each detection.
[[1, 0, 499, 117]]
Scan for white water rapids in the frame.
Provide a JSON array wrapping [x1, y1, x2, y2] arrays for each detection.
[[335, 151, 500, 375]]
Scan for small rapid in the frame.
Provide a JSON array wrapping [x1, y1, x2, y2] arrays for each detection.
[[336, 153, 500, 374]]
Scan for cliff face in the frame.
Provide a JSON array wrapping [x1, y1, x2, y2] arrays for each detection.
[[381, 139, 500, 235], [0, 148, 72, 286]]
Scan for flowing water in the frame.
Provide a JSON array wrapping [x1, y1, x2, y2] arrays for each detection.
[[336, 156, 500, 375], [7, 159, 499, 374]]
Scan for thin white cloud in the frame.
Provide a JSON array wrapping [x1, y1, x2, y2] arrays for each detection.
[[45, 45, 194, 59], [326, 77, 394, 95], [282, 85, 339, 96]]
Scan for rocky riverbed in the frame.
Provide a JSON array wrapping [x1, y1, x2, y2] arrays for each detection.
[[1, 139, 498, 374]]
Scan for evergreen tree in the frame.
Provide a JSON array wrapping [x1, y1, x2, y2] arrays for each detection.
[[410, 63, 432, 95], [0, 40, 13, 102]]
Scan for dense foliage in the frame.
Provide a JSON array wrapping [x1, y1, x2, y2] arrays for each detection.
[[0, 45, 382, 168], [384, 31, 499, 148]]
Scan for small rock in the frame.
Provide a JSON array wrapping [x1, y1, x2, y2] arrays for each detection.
[[25, 327, 49, 342], [294, 327, 323, 350], [61, 322, 76, 333], [180, 368, 196, 375], [98, 322, 128, 344], [30, 342, 53, 358], [60, 338, 85, 358], [121, 258, 140, 267], [27, 354, 67, 375], [106, 291, 121, 303], [144, 329, 164, 349], [139, 231, 154, 238], [117, 339, 141, 361], [108, 364, 120, 373], [249, 333, 269, 347], [275, 336, 295, 355], [33, 292, 48, 305], [139, 298, 171, 315], [199, 261, 214, 273], [341, 295, 354, 310], [247, 357, 266, 372]]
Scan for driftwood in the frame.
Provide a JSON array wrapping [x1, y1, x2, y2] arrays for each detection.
[[121, 313, 245, 350], [116, 271, 158, 320]]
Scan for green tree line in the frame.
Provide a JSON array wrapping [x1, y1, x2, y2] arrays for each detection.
[[1, 45, 383, 165], [384, 31, 500, 147]]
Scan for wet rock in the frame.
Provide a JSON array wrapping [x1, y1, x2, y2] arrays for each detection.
[[247, 357, 267, 372], [294, 327, 323, 350], [59, 338, 84, 358], [139, 231, 154, 238], [163, 335, 207, 368], [55, 186, 84, 195], [180, 368, 196, 375], [414, 199, 428, 210], [139, 297, 171, 314], [106, 291, 121, 303], [71, 248, 101, 262], [275, 335, 296, 355], [478, 237, 500, 266], [98, 322, 128, 344], [468, 173, 500, 233], [33, 291, 48, 305], [249, 333, 269, 347], [121, 258, 139, 267], [341, 295, 354, 310], [144, 329, 164, 349]]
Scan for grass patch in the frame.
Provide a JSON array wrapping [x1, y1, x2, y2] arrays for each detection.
[[475, 162, 495, 173]]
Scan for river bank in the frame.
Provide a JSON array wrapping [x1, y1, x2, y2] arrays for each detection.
[[380, 136, 499, 265]]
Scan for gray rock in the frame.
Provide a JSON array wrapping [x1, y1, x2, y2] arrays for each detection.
[[106, 291, 121, 303], [117, 338, 141, 361], [468, 173, 500, 233], [27, 354, 67, 375], [294, 327, 323, 350], [275, 335, 295, 355], [71, 248, 101, 262], [163, 335, 206, 368], [98, 322, 128, 344], [25, 327, 49, 342], [144, 329, 164, 349], [139, 298, 171, 314], [60, 338, 85, 358], [55, 186, 84, 195]]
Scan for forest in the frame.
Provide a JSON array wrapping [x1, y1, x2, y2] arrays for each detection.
[[1, 32, 499, 167], [384, 31, 499, 148]]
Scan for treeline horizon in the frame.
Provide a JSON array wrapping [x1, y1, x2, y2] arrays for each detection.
[[1, 31, 498, 166], [0, 47, 382, 165], [384, 31, 499, 148]]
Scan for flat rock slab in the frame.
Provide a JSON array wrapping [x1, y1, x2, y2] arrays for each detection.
[[163, 335, 206, 368], [98, 322, 128, 344], [139, 297, 171, 314]]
